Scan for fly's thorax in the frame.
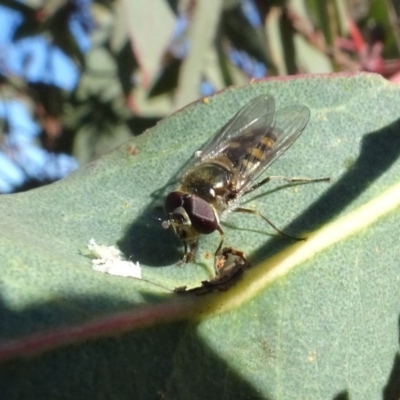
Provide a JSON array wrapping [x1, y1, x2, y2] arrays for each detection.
[[179, 163, 232, 204]]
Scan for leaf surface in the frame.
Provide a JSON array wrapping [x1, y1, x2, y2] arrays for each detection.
[[1, 73, 400, 399]]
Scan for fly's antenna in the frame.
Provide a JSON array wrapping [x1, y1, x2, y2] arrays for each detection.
[[154, 216, 171, 229]]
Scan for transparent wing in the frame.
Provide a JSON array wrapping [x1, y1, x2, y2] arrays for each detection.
[[172, 95, 309, 198], [196, 95, 276, 162], [233, 104, 310, 193]]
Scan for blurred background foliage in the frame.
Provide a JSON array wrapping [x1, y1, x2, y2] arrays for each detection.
[[0, 0, 399, 193]]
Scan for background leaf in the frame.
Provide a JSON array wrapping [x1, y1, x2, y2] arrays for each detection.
[[1, 73, 400, 399]]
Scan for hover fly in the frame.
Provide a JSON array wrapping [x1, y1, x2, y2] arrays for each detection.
[[162, 95, 328, 274]]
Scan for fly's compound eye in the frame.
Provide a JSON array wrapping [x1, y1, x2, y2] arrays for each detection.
[[183, 195, 218, 234], [164, 191, 218, 234], [164, 191, 185, 214]]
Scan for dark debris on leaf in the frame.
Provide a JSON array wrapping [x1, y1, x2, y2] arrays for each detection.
[[174, 247, 251, 296]]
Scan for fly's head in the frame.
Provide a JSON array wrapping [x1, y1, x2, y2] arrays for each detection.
[[162, 191, 219, 261]]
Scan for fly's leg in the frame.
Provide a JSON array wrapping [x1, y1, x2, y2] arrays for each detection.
[[243, 175, 330, 196], [213, 226, 225, 276], [238, 175, 330, 239], [234, 207, 305, 241], [178, 240, 199, 266]]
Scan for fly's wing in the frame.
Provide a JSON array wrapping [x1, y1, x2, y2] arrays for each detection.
[[159, 95, 276, 195], [231, 104, 311, 193], [195, 95, 276, 162]]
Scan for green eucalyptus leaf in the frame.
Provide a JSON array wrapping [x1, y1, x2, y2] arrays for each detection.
[[1, 73, 400, 399]]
